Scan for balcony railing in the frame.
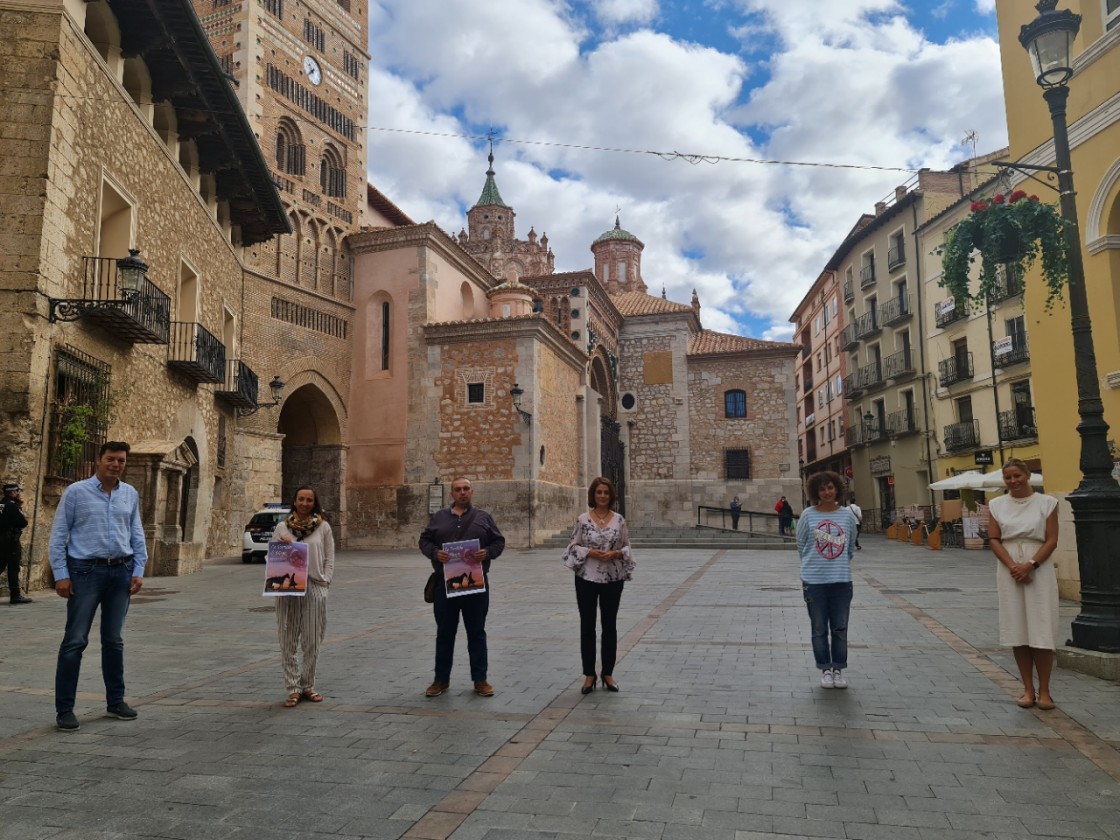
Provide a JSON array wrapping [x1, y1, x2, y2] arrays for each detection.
[[845, 425, 866, 447], [168, 322, 226, 384], [859, 359, 884, 391], [938, 353, 974, 387], [215, 359, 259, 410], [859, 261, 876, 288], [887, 243, 905, 270], [864, 417, 888, 443], [993, 334, 1029, 367], [935, 298, 969, 328], [988, 267, 1022, 304], [803, 375, 814, 394], [842, 322, 859, 351], [50, 256, 171, 344], [999, 406, 1038, 442], [843, 278, 854, 303], [944, 419, 981, 452], [887, 408, 918, 437], [880, 293, 912, 327], [843, 310, 880, 348], [884, 346, 914, 380]]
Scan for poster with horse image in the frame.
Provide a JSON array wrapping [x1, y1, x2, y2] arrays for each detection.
[[262, 541, 308, 596], [442, 538, 486, 598]]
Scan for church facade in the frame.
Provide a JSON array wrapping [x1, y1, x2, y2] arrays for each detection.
[[343, 152, 804, 545]]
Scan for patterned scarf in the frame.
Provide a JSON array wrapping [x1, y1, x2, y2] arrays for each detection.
[[285, 511, 322, 540]]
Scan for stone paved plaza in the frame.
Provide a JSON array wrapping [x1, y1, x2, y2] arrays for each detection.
[[3, 535, 1120, 840]]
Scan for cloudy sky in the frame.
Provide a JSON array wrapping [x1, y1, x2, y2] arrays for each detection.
[[364, 0, 1008, 341]]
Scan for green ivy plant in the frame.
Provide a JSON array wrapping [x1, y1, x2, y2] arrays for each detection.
[[939, 189, 1070, 310], [58, 403, 96, 471]]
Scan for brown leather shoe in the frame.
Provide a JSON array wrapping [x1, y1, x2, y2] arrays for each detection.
[[424, 681, 449, 698], [473, 680, 495, 697]]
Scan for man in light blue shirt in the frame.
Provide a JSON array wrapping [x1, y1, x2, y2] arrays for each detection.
[[49, 441, 148, 732]]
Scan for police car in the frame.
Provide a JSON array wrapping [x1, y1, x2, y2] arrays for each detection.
[[242, 503, 289, 563]]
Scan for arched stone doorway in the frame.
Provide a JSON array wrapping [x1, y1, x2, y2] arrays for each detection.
[[277, 383, 345, 535], [178, 436, 200, 543]]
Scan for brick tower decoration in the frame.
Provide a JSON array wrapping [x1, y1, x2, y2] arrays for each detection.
[[592, 217, 646, 294], [460, 147, 555, 282]]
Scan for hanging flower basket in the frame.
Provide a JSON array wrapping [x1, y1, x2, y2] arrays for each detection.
[[939, 190, 1070, 309]]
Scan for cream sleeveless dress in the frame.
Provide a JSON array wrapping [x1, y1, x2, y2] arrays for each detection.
[[989, 492, 1059, 649]]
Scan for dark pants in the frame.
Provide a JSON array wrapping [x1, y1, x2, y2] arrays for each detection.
[[802, 581, 852, 670], [730, 511, 740, 530], [779, 515, 793, 535], [2, 535, 22, 600], [432, 575, 489, 682], [574, 576, 625, 677], [55, 559, 133, 713]]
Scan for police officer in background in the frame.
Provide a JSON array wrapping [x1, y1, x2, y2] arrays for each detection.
[[1, 483, 32, 604]]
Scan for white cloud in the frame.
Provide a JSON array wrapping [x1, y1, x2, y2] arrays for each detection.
[[592, 0, 660, 26], [365, 0, 1007, 340]]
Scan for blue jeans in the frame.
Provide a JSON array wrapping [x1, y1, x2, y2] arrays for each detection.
[[802, 581, 852, 671], [55, 559, 133, 713], [432, 575, 489, 682]]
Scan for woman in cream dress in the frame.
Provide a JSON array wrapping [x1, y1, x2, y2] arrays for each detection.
[[987, 459, 1059, 710]]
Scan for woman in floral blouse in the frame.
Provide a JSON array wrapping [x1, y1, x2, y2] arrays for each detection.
[[563, 477, 635, 694]]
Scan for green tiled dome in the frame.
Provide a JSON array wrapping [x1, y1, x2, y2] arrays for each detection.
[[594, 216, 639, 243]]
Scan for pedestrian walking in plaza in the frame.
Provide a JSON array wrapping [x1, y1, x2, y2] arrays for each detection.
[[796, 471, 857, 689], [1, 482, 32, 604], [419, 477, 505, 698], [776, 495, 794, 536], [272, 485, 335, 708], [729, 495, 741, 530], [564, 477, 635, 694], [988, 458, 1059, 711], [848, 501, 863, 549], [49, 442, 147, 731]]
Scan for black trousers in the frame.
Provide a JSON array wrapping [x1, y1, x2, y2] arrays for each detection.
[[574, 575, 625, 677], [2, 536, 22, 600]]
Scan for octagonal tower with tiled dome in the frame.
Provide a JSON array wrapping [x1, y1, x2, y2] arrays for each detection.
[[592, 216, 646, 294]]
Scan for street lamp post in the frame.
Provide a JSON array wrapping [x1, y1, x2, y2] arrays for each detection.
[[1020, 1, 1120, 652]]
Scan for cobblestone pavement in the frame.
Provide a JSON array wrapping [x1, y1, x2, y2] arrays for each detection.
[[3, 535, 1120, 840]]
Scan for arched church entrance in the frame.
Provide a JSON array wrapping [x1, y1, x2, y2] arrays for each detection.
[[590, 353, 625, 515], [277, 384, 344, 532]]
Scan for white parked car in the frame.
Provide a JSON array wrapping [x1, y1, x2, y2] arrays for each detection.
[[242, 503, 289, 563]]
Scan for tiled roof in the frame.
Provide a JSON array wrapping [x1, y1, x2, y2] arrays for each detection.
[[612, 291, 692, 316], [475, 169, 507, 208], [594, 217, 641, 244], [688, 330, 801, 356]]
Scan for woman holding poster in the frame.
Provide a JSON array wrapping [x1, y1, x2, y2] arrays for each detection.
[[272, 485, 335, 708], [564, 477, 634, 694]]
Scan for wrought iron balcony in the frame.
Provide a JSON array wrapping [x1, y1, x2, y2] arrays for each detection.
[[884, 346, 915, 380], [944, 419, 981, 452], [993, 334, 1029, 367], [999, 407, 1038, 442], [843, 371, 865, 399], [988, 267, 1022, 304], [887, 408, 918, 437], [864, 418, 888, 443], [50, 255, 171, 344], [859, 261, 876, 288], [845, 310, 880, 346], [859, 359, 884, 391], [934, 298, 969, 329], [842, 322, 859, 351], [887, 243, 905, 270], [168, 322, 226, 384], [938, 353, 974, 387], [880, 293, 912, 327], [215, 359, 259, 411], [845, 425, 866, 447], [843, 278, 854, 303]]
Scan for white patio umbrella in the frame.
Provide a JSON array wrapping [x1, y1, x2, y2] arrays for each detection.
[[979, 470, 1045, 490], [928, 470, 986, 491]]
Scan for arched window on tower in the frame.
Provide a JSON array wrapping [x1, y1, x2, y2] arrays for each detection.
[[276, 118, 305, 175], [320, 145, 346, 197]]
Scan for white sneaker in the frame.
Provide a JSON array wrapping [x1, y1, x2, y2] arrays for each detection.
[[820, 670, 835, 689], [832, 669, 848, 689]]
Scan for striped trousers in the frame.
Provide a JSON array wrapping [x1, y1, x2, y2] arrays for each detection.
[[276, 579, 328, 694]]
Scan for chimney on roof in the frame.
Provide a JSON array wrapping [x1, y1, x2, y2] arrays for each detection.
[[874, 201, 887, 215], [895, 185, 908, 202]]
